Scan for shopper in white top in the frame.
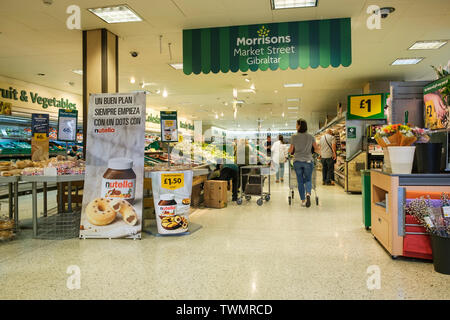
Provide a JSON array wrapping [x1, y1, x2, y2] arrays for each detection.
[[271, 134, 289, 183], [319, 129, 336, 185]]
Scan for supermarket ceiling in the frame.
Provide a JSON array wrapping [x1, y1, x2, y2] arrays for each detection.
[[0, 0, 449, 130]]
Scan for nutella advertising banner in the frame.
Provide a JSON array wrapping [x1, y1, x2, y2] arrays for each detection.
[[150, 169, 193, 235], [80, 92, 145, 239]]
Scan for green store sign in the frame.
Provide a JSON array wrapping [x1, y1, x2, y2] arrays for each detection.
[[146, 114, 194, 131], [183, 18, 351, 74], [0, 86, 77, 110], [146, 113, 160, 124], [180, 121, 194, 131]]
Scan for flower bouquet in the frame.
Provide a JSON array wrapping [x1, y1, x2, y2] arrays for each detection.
[[411, 127, 431, 144], [374, 124, 417, 147]]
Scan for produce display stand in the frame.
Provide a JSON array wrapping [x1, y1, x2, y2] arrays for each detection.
[[20, 174, 84, 238], [0, 176, 19, 230], [370, 170, 450, 258]]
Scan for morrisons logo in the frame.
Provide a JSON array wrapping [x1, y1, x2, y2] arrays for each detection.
[[236, 25, 291, 46]]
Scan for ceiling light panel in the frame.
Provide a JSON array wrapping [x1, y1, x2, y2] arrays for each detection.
[[408, 40, 447, 50], [283, 83, 304, 88], [169, 63, 183, 70], [88, 5, 143, 24], [391, 58, 424, 65], [272, 0, 317, 10], [287, 98, 300, 102]]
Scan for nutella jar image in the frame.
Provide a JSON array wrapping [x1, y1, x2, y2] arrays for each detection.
[[156, 194, 188, 232], [101, 158, 136, 204], [158, 194, 177, 215]]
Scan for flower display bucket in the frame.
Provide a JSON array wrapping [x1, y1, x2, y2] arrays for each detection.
[[415, 143, 442, 173], [387, 146, 416, 174], [430, 234, 450, 275]]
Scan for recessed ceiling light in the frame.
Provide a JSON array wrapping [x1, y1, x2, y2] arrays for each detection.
[[283, 83, 303, 88], [271, 0, 317, 10], [215, 114, 219, 119], [72, 69, 83, 75], [288, 107, 299, 110], [287, 98, 300, 102], [169, 63, 183, 70], [282, 112, 285, 117], [245, 78, 251, 82], [250, 84, 255, 90], [221, 112, 224, 117], [88, 5, 143, 24], [391, 58, 424, 65], [236, 100, 245, 104], [274, 90, 278, 93], [162, 89, 168, 98], [408, 40, 447, 50], [130, 77, 136, 84]]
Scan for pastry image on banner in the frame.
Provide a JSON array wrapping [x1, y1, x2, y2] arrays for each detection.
[[80, 92, 145, 239]]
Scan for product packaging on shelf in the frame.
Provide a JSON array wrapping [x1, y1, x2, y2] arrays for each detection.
[[150, 168, 193, 235]]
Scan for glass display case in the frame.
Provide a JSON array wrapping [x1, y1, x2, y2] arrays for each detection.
[[0, 115, 83, 159]]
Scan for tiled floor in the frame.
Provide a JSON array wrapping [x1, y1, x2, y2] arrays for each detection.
[[0, 177, 449, 300]]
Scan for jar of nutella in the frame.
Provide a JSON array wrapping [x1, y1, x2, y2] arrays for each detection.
[[158, 194, 177, 216], [101, 158, 136, 203]]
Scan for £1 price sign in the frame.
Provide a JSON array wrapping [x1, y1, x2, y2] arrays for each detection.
[[161, 173, 184, 190], [347, 94, 386, 120]]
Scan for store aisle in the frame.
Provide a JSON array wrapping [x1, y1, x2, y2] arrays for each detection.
[[0, 178, 449, 300]]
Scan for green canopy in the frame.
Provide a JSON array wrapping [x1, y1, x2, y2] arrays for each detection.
[[183, 18, 352, 75]]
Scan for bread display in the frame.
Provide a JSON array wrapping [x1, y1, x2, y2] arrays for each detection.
[[0, 156, 85, 176]]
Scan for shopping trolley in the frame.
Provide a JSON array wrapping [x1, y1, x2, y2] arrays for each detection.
[[288, 155, 319, 206], [236, 165, 271, 206]]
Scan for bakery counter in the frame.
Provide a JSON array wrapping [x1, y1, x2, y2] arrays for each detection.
[[370, 170, 450, 258]]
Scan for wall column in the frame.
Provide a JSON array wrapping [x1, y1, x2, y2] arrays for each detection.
[[82, 29, 118, 156]]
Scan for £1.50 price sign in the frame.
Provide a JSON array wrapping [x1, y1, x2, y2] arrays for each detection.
[[161, 173, 184, 190], [347, 94, 386, 120]]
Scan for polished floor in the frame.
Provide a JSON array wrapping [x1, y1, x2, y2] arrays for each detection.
[[0, 176, 449, 300]]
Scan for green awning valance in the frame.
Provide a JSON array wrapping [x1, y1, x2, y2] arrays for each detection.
[[183, 18, 352, 75]]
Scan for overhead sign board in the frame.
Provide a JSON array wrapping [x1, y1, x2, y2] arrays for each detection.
[[183, 18, 352, 74], [347, 94, 386, 120]]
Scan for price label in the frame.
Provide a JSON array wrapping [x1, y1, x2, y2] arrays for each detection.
[[443, 206, 450, 218], [348, 94, 385, 120], [161, 173, 184, 190], [424, 216, 434, 228], [33, 133, 47, 141]]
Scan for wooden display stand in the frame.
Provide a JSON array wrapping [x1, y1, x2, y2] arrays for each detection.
[[370, 170, 450, 258]]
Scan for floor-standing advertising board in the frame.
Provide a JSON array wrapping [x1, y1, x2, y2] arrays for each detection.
[[151, 169, 193, 235], [151, 109, 193, 235], [80, 92, 145, 239]]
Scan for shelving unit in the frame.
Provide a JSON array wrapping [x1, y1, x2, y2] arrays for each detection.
[[314, 114, 347, 188]]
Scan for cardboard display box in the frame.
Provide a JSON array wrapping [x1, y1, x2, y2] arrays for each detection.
[[204, 180, 228, 208]]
